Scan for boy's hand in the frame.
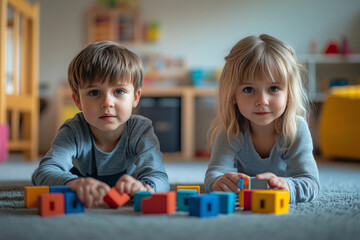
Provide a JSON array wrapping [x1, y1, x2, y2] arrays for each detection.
[[256, 172, 289, 191], [115, 174, 154, 196], [65, 177, 111, 208], [213, 172, 249, 193]]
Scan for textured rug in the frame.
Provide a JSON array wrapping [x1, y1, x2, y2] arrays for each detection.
[[0, 162, 359, 240]]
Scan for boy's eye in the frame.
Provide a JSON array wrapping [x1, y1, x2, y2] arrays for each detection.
[[243, 87, 254, 93], [115, 89, 125, 95], [89, 90, 100, 96], [269, 86, 279, 92]]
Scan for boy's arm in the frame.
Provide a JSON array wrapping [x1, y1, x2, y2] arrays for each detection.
[[32, 125, 79, 186], [283, 118, 321, 203], [131, 118, 169, 192], [204, 132, 238, 193]]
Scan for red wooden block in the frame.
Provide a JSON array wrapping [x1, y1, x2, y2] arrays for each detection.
[[142, 191, 176, 214], [38, 193, 65, 217], [244, 189, 261, 211], [103, 187, 130, 208]]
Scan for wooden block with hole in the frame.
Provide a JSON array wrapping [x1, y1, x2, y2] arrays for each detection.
[[38, 193, 65, 217], [251, 190, 290, 214]]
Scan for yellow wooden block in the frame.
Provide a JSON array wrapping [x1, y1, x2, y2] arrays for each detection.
[[251, 190, 289, 214], [24, 186, 49, 208], [177, 185, 200, 194]]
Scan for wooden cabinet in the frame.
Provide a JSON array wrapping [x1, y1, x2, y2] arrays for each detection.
[[87, 5, 142, 45], [304, 54, 360, 102]]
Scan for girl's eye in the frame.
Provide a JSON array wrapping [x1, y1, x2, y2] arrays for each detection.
[[243, 87, 254, 93], [115, 89, 125, 95], [89, 90, 100, 96], [269, 86, 279, 92]]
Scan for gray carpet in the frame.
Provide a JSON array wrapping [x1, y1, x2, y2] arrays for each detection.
[[1, 161, 360, 240]]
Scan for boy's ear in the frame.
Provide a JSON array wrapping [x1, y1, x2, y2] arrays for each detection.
[[72, 93, 83, 111], [132, 89, 141, 108]]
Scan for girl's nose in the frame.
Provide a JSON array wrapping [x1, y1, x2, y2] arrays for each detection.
[[101, 94, 114, 108], [255, 92, 269, 106]]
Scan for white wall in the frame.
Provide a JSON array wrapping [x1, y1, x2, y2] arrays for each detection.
[[33, 0, 360, 153]]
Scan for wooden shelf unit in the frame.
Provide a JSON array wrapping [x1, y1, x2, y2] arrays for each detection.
[[87, 5, 142, 45]]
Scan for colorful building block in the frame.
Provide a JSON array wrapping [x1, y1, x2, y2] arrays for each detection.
[[239, 189, 244, 207], [238, 178, 250, 190], [243, 189, 262, 211], [209, 192, 236, 214], [188, 194, 219, 218], [64, 192, 84, 214], [38, 193, 65, 217], [24, 186, 49, 208], [134, 191, 152, 212], [251, 190, 290, 214], [250, 177, 268, 189], [142, 191, 176, 214], [103, 187, 130, 209], [177, 185, 201, 194], [176, 189, 198, 211], [49, 186, 72, 193]]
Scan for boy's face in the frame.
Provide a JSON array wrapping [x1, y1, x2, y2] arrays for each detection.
[[72, 79, 141, 135]]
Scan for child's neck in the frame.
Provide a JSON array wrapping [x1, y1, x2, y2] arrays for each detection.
[[90, 125, 125, 153], [250, 123, 276, 159]]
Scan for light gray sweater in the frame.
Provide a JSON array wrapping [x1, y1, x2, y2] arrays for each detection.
[[205, 117, 320, 203], [32, 113, 169, 192]]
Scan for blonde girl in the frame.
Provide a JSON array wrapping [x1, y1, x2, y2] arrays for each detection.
[[204, 34, 320, 203]]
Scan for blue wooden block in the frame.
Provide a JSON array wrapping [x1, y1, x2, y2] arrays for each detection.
[[238, 179, 243, 189], [209, 192, 236, 214], [64, 192, 84, 214], [250, 177, 268, 189], [188, 194, 219, 218], [134, 191, 152, 212], [49, 186, 72, 193], [176, 190, 198, 211]]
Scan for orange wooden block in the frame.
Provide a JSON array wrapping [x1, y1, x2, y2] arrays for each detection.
[[38, 193, 65, 217], [142, 191, 176, 214], [177, 185, 200, 194], [24, 186, 49, 208], [103, 187, 130, 208]]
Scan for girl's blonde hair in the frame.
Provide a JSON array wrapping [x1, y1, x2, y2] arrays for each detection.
[[209, 34, 309, 150], [68, 41, 143, 97]]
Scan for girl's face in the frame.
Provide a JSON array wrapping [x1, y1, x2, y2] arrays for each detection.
[[235, 77, 288, 130], [72, 79, 141, 136]]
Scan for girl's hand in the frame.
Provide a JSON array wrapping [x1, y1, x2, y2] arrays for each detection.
[[115, 174, 154, 196], [213, 172, 249, 193], [256, 172, 289, 191], [65, 177, 111, 208]]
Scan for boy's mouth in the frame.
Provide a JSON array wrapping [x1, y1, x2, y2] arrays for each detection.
[[100, 114, 116, 120]]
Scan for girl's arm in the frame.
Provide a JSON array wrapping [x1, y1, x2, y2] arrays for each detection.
[[204, 132, 239, 192], [282, 118, 321, 203]]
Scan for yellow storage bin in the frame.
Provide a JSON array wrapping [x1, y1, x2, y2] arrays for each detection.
[[319, 86, 360, 159]]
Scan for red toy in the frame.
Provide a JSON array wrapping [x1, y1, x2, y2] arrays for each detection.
[[38, 193, 65, 217], [103, 187, 130, 208], [142, 191, 176, 214]]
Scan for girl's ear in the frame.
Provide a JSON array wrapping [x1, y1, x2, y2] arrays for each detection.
[[72, 93, 83, 111], [132, 89, 142, 108]]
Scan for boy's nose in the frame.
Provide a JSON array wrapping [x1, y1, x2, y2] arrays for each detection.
[[101, 94, 114, 108]]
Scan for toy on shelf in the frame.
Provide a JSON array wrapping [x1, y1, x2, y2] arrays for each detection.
[[0, 124, 9, 163]]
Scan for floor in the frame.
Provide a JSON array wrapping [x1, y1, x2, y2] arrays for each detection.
[[0, 154, 209, 184]]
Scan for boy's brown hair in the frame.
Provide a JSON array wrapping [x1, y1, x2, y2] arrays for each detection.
[[68, 41, 144, 97]]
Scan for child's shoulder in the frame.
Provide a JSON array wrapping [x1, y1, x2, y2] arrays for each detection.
[[214, 129, 247, 150]]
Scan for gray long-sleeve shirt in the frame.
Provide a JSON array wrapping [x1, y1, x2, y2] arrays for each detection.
[[32, 113, 169, 192], [205, 117, 320, 203]]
